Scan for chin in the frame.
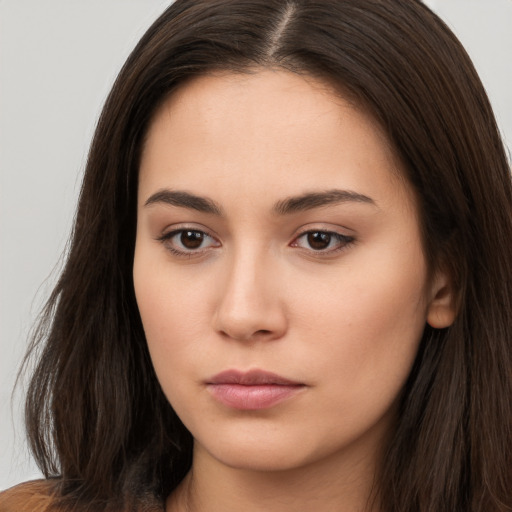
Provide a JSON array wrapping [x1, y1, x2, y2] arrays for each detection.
[[193, 426, 319, 472], [210, 443, 313, 473]]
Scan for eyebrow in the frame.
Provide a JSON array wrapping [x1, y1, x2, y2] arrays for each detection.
[[273, 189, 377, 215], [144, 188, 377, 216], [144, 189, 222, 215]]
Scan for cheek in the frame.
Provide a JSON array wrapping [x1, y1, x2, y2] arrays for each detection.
[[135, 274, 202, 342], [133, 244, 209, 378], [287, 246, 428, 397]]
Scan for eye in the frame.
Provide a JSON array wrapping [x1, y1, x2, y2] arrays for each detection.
[[291, 230, 354, 253], [158, 228, 220, 255]]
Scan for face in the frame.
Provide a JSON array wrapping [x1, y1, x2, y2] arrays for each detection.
[[134, 70, 452, 476]]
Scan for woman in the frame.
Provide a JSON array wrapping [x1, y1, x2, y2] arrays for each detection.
[[1, 0, 511, 511]]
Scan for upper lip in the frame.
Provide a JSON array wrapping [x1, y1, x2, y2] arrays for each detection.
[[207, 369, 303, 386]]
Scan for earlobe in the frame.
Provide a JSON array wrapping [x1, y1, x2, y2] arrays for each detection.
[[426, 271, 457, 329]]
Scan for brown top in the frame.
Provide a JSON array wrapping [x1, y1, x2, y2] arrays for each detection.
[[0, 480, 164, 512], [0, 480, 59, 512]]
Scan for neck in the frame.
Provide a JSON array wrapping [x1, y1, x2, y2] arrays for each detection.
[[167, 442, 382, 512]]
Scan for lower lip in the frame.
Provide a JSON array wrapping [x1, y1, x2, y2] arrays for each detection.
[[207, 384, 305, 410]]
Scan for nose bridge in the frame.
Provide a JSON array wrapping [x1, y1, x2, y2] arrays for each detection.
[[214, 242, 286, 341]]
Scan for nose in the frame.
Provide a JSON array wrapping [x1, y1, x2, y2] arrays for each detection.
[[213, 251, 288, 342]]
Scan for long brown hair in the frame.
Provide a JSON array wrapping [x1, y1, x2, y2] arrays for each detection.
[[23, 1, 512, 510]]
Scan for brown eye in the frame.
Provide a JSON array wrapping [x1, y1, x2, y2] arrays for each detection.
[[159, 228, 220, 256], [180, 230, 204, 249], [292, 230, 354, 254], [307, 232, 332, 250]]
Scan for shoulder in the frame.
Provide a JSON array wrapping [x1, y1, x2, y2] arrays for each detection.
[[0, 480, 59, 512]]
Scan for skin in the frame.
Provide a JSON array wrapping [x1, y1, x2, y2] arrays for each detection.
[[133, 69, 455, 512]]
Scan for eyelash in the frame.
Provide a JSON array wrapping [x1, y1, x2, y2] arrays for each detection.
[[291, 230, 355, 255], [157, 228, 220, 258], [157, 228, 355, 258]]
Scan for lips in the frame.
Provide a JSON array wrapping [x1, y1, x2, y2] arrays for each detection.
[[206, 369, 305, 410]]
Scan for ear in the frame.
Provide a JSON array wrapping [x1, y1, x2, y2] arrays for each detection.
[[426, 270, 457, 329]]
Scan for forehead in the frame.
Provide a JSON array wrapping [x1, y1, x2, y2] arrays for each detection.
[[139, 69, 412, 213]]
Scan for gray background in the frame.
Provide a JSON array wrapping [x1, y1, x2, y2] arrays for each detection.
[[1, 0, 511, 490]]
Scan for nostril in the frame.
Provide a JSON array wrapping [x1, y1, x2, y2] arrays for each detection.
[[218, 328, 277, 342]]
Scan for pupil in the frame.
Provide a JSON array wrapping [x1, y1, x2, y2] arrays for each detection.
[[181, 231, 204, 249], [308, 232, 331, 250]]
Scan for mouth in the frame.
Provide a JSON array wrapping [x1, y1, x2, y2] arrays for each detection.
[[206, 369, 306, 410]]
